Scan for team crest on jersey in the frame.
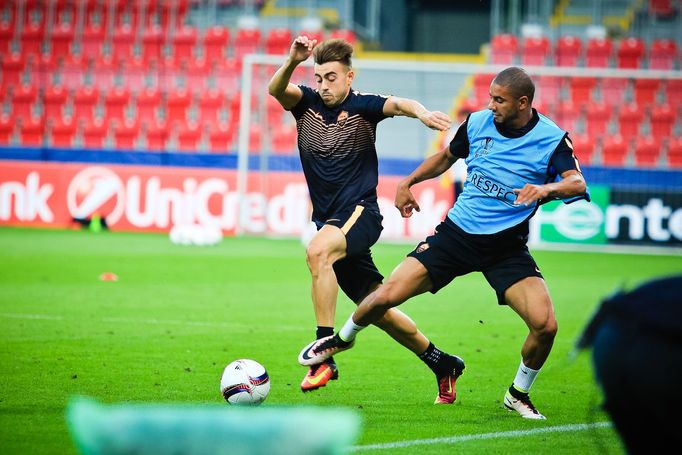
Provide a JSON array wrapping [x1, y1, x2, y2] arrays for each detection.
[[415, 242, 430, 253], [337, 110, 349, 126], [475, 137, 494, 158]]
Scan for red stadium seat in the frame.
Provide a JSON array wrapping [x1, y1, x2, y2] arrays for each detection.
[[80, 24, 105, 59], [633, 79, 661, 108], [585, 38, 612, 67], [569, 134, 596, 165], [473, 73, 495, 104], [665, 80, 682, 109], [11, 84, 38, 120], [111, 24, 135, 64], [176, 122, 202, 151], [329, 29, 356, 44], [649, 0, 676, 18], [212, 58, 241, 96], [48, 21, 74, 55], [185, 57, 211, 93], [60, 54, 87, 90], [165, 88, 192, 125], [135, 86, 161, 122], [249, 123, 262, 153], [208, 124, 234, 152], [600, 77, 630, 107], [233, 27, 262, 62], [585, 101, 611, 137], [142, 120, 168, 151], [616, 37, 645, 69], [650, 103, 675, 137], [634, 135, 661, 166], [667, 138, 682, 167], [91, 55, 118, 91], [490, 33, 518, 65], [617, 103, 644, 140], [601, 135, 628, 166], [0, 22, 12, 54], [569, 77, 597, 105], [142, 26, 165, 63], [521, 36, 550, 66], [171, 25, 198, 65], [72, 86, 100, 123], [0, 115, 15, 145], [554, 101, 580, 132], [1, 53, 25, 88], [104, 86, 131, 123], [202, 26, 230, 61], [265, 27, 292, 55], [113, 119, 140, 149], [271, 124, 297, 154], [19, 116, 45, 146], [555, 35, 582, 67], [20, 22, 45, 57], [49, 116, 76, 148], [42, 84, 68, 118], [82, 118, 107, 148], [198, 88, 227, 125], [648, 39, 678, 70]]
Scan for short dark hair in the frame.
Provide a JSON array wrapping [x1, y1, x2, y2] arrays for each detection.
[[313, 39, 353, 67], [493, 67, 535, 104]]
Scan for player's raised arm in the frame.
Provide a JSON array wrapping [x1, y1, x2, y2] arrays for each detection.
[[267, 35, 317, 110], [395, 146, 459, 217], [383, 96, 452, 131], [513, 169, 586, 207]]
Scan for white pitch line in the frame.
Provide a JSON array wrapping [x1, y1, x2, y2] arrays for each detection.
[[0, 313, 64, 320], [351, 421, 612, 451]]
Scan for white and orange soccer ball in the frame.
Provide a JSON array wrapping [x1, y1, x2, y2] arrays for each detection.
[[220, 359, 270, 406]]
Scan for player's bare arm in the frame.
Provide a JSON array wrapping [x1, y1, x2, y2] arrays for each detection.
[[395, 147, 459, 218], [383, 96, 452, 131], [513, 169, 587, 206], [268, 35, 317, 109]]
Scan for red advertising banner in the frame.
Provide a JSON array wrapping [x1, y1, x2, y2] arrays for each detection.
[[0, 161, 453, 241]]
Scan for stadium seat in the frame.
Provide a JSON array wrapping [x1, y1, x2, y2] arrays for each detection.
[[0, 22, 12, 54], [34, 53, 58, 87], [633, 135, 661, 166], [249, 123, 262, 153], [617, 103, 644, 140], [555, 35, 582, 67], [329, 29, 356, 44], [19, 116, 45, 146], [601, 135, 628, 166], [119, 56, 147, 89], [212, 58, 241, 96], [616, 37, 645, 69], [667, 138, 682, 167], [111, 24, 135, 64], [233, 27, 262, 62], [271, 124, 297, 154], [175, 122, 202, 151], [599, 77, 630, 107], [665, 79, 682, 109], [11, 83, 38, 120], [202, 26, 230, 61], [633, 79, 661, 107], [569, 134, 596, 165], [265, 27, 292, 55], [198, 88, 227, 125], [135, 86, 161, 122], [155, 57, 182, 92], [1, 53, 25, 88], [80, 24, 105, 59], [0, 114, 15, 144], [185, 57, 210, 93], [650, 103, 675, 137], [585, 37, 612, 67], [48, 21, 74, 55], [20, 22, 45, 57], [554, 101, 580, 132], [60, 54, 87, 90], [472, 73, 495, 104], [49, 116, 76, 148], [171, 25, 198, 65], [208, 124, 234, 152], [142, 119, 168, 151], [142, 26, 165, 63], [569, 77, 597, 105], [521, 36, 550, 66], [648, 39, 678, 70], [42, 84, 68, 118], [113, 119, 140, 149], [91, 55, 118, 91], [649, 0, 676, 18], [585, 101, 611, 137], [81, 118, 107, 148], [72, 86, 100, 123], [165, 88, 192, 125], [490, 33, 518, 65], [104, 86, 131, 123]]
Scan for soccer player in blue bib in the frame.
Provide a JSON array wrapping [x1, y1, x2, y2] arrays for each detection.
[[299, 67, 588, 419], [268, 36, 461, 396]]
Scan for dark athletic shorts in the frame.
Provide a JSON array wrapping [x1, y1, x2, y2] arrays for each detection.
[[407, 217, 543, 305], [315, 204, 384, 303]]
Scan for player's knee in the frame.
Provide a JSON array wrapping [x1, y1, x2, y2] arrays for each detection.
[[536, 317, 558, 344], [371, 283, 400, 311], [305, 242, 330, 270]]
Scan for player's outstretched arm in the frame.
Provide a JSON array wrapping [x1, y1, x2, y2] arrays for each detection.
[[383, 96, 452, 131], [267, 35, 316, 109], [396, 147, 458, 218], [513, 169, 587, 206]]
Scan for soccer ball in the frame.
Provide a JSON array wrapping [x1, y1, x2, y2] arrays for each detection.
[[220, 359, 270, 406]]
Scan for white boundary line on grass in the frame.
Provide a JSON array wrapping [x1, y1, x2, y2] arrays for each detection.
[[351, 421, 612, 451]]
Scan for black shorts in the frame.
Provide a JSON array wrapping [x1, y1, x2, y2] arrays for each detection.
[[315, 205, 384, 303], [407, 217, 543, 305]]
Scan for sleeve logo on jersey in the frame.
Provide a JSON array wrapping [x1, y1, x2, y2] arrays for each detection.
[[467, 170, 517, 206], [474, 138, 495, 158]]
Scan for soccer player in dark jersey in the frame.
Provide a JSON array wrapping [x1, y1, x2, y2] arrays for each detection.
[[267, 35, 462, 399], [299, 67, 589, 419]]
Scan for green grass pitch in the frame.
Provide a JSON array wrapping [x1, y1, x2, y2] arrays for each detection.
[[1, 227, 680, 454]]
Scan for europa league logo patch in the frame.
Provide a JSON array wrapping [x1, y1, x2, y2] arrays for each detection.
[[415, 242, 430, 253], [337, 110, 349, 126]]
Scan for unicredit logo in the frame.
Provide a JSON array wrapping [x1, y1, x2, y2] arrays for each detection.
[[67, 167, 125, 224]]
